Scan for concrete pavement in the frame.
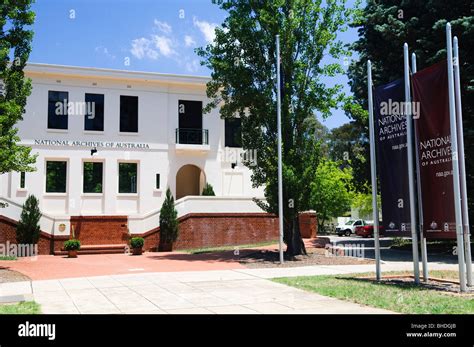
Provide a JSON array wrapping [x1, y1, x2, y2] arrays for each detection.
[[0, 262, 458, 314]]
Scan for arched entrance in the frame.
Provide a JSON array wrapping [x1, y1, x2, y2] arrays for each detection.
[[176, 164, 206, 200]]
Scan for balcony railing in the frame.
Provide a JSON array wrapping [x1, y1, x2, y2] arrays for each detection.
[[175, 128, 209, 145]]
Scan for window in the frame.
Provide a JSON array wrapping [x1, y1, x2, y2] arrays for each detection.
[[225, 118, 242, 147], [118, 163, 137, 193], [85, 93, 104, 131], [120, 96, 138, 132], [19, 172, 25, 189], [46, 161, 67, 193], [48, 91, 69, 130], [155, 174, 160, 189], [83, 162, 103, 193]]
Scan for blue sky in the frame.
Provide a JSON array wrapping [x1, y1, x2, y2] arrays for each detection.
[[29, 0, 360, 129]]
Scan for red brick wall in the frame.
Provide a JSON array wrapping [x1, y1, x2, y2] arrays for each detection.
[[70, 216, 129, 245], [300, 212, 318, 238]]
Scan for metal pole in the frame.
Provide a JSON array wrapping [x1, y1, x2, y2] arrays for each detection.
[[276, 35, 284, 265], [404, 43, 420, 284], [367, 60, 381, 280], [411, 53, 429, 282], [446, 23, 467, 292], [453, 36, 472, 286]]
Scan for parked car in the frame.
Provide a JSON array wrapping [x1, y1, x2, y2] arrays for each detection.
[[335, 219, 367, 236], [355, 222, 385, 238]]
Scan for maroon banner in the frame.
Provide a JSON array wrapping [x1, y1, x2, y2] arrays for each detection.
[[412, 61, 456, 239]]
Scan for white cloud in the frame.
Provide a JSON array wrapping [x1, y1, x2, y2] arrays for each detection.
[[184, 35, 196, 48], [193, 17, 217, 43], [130, 37, 159, 60], [95, 46, 116, 60], [153, 20, 172, 34], [185, 59, 200, 73], [152, 35, 176, 57]]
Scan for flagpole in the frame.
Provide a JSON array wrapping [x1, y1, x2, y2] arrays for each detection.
[[446, 23, 467, 292], [404, 43, 420, 284], [367, 60, 381, 281], [453, 35, 472, 286], [411, 53, 429, 282], [276, 34, 284, 265]]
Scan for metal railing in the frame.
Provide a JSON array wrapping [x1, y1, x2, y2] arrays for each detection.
[[175, 128, 209, 145]]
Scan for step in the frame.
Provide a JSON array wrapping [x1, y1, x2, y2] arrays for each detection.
[[54, 244, 128, 256]]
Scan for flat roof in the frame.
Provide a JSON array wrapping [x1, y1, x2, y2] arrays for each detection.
[[25, 62, 211, 86]]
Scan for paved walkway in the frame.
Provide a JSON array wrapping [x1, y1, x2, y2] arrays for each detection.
[[0, 263, 458, 314]]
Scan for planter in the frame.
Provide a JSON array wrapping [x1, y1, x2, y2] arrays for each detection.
[[68, 250, 78, 258], [158, 241, 173, 252], [132, 247, 143, 255]]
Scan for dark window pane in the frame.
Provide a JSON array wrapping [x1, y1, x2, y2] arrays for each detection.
[[178, 100, 203, 144], [83, 162, 103, 193], [20, 172, 25, 188], [46, 161, 67, 193], [225, 118, 242, 147], [85, 94, 104, 131], [120, 96, 138, 132], [48, 91, 68, 129], [119, 163, 137, 193], [156, 174, 160, 189]]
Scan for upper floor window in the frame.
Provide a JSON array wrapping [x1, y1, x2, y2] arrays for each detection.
[[19, 172, 26, 189], [84, 93, 104, 131], [46, 161, 67, 193], [48, 91, 68, 130], [120, 95, 138, 133], [225, 118, 242, 147]]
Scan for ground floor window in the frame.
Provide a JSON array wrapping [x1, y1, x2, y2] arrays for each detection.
[[83, 162, 103, 193], [46, 161, 67, 193], [119, 162, 137, 193]]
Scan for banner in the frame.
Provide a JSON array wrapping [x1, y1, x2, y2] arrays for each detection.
[[412, 61, 456, 239], [374, 79, 412, 236]]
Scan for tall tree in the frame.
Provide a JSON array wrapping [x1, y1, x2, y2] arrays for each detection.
[[0, 0, 37, 174], [198, 0, 355, 256], [346, 0, 474, 223]]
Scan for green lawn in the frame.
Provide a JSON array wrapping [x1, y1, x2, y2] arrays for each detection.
[[0, 256, 17, 260], [0, 302, 41, 314], [273, 271, 474, 314], [183, 240, 277, 254]]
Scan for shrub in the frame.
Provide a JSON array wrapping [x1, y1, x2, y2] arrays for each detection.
[[16, 195, 41, 244], [64, 239, 81, 251], [159, 188, 179, 243], [201, 183, 215, 196], [130, 237, 144, 249]]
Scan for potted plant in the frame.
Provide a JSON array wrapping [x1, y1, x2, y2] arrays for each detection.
[[159, 188, 179, 252], [130, 237, 144, 255], [64, 239, 81, 258]]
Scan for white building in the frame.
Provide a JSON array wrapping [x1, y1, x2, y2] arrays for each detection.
[[0, 63, 267, 247]]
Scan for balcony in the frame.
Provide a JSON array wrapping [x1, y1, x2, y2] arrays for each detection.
[[175, 128, 210, 154]]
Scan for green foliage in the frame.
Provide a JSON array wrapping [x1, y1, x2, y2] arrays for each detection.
[[159, 188, 179, 243], [63, 239, 80, 251], [0, 0, 38, 174], [16, 195, 41, 244], [130, 237, 144, 249], [346, 0, 474, 216], [197, 0, 357, 256], [201, 183, 215, 196], [310, 159, 353, 232], [351, 185, 381, 218]]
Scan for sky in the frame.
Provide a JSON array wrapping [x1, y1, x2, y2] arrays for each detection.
[[29, 0, 360, 129]]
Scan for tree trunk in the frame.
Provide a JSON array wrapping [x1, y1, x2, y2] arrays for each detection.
[[285, 214, 307, 257]]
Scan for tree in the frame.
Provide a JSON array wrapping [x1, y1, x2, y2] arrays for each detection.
[[0, 0, 37, 174], [197, 0, 355, 256], [310, 159, 353, 232], [201, 183, 216, 196], [16, 194, 41, 244], [346, 0, 474, 223], [159, 188, 179, 246]]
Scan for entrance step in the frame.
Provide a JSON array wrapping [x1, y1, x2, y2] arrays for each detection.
[[54, 244, 128, 256]]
